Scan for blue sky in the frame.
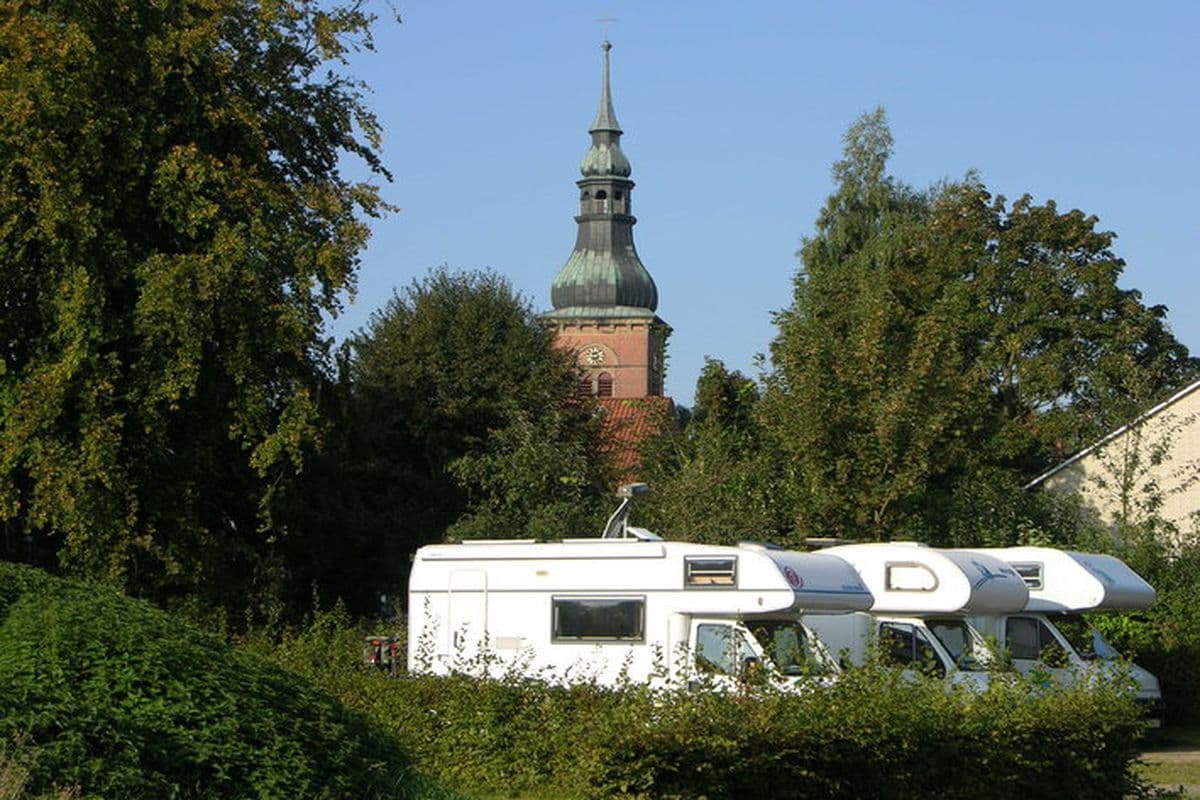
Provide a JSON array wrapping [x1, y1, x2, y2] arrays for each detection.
[[333, 1, 1200, 404]]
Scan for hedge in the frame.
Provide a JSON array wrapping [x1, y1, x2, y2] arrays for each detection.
[[273, 611, 1157, 800], [0, 562, 444, 800], [0, 560, 1160, 800]]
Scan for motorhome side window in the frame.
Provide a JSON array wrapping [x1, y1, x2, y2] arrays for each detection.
[[926, 617, 977, 668], [695, 623, 755, 675], [551, 597, 645, 642], [879, 622, 944, 677], [1005, 616, 1066, 664], [684, 556, 737, 587], [884, 562, 938, 592], [1012, 562, 1044, 590]]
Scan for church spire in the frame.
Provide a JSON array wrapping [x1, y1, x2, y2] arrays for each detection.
[[590, 40, 620, 133], [550, 40, 656, 315], [542, 39, 670, 401]]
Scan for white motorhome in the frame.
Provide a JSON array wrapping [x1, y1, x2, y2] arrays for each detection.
[[802, 543, 1029, 688], [963, 547, 1164, 722], [406, 534, 874, 689]]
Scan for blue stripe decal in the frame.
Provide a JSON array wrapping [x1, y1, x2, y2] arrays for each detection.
[[796, 589, 872, 596]]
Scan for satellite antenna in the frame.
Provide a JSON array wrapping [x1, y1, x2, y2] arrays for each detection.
[[601, 482, 649, 539]]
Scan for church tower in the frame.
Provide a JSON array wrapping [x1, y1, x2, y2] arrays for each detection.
[[543, 41, 670, 399]]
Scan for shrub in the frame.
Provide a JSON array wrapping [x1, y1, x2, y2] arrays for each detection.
[[275, 613, 1152, 800], [1091, 531, 1200, 724], [0, 562, 431, 799], [588, 669, 1146, 800]]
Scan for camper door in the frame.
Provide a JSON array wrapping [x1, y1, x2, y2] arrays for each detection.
[[447, 569, 487, 669], [1003, 614, 1074, 682], [877, 621, 948, 678], [688, 619, 762, 690]]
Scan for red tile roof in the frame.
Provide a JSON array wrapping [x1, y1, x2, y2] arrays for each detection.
[[593, 396, 674, 480]]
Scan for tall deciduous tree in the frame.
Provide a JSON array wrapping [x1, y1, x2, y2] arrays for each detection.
[[925, 182, 1199, 547], [281, 268, 609, 611], [766, 109, 986, 540], [943, 183, 1199, 471], [349, 268, 586, 490], [767, 109, 1198, 542], [0, 1, 388, 614]]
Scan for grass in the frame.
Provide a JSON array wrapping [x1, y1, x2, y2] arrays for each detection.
[[1136, 760, 1199, 797], [0, 747, 79, 800], [1139, 724, 1200, 798]]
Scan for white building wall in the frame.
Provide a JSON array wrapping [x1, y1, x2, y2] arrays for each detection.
[[1039, 382, 1200, 538]]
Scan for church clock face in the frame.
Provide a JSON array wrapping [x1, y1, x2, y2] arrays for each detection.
[[583, 346, 606, 366]]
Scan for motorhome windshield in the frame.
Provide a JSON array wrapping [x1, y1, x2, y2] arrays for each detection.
[[926, 617, 984, 671], [1054, 614, 1121, 661], [745, 620, 832, 676]]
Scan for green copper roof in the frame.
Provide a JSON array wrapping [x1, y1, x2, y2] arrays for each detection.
[[544, 305, 660, 320], [551, 244, 657, 312], [550, 40, 658, 317], [580, 141, 631, 177], [581, 40, 631, 178]]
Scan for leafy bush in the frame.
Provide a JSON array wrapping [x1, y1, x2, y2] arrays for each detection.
[[276, 613, 1152, 800], [0, 563, 54, 621], [592, 669, 1145, 800], [0, 562, 434, 800], [1092, 530, 1200, 724]]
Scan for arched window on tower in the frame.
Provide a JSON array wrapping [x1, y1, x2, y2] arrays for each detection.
[[595, 189, 609, 214], [614, 190, 624, 213], [597, 372, 614, 397], [580, 191, 590, 215], [578, 373, 595, 397]]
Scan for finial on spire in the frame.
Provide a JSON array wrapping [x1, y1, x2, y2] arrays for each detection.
[[590, 35, 621, 133]]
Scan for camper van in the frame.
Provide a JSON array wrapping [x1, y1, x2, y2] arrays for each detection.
[[963, 547, 1164, 722], [802, 543, 1028, 688], [406, 534, 874, 689]]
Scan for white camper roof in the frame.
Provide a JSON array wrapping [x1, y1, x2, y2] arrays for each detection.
[[966, 547, 1156, 612], [412, 539, 873, 613], [820, 543, 1029, 615]]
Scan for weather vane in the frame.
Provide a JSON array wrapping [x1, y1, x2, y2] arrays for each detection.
[[595, 16, 616, 41]]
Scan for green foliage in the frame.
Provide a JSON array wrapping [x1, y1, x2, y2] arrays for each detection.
[[765, 108, 1198, 541], [945, 185, 1197, 472], [935, 467, 1113, 550], [0, 560, 54, 621], [597, 669, 1145, 800], [357, 267, 610, 540], [638, 359, 793, 544], [352, 268, 572, 474], [0, 735, 80, 800], [447, 405, 609, 541], [0, 561, 433, 800], [280, 267, 610, 613], [0, 0, 388, 616], [767, 108, 986, 541], [1091, 527, 1200, 724], [273, 614, 1152, 800]]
